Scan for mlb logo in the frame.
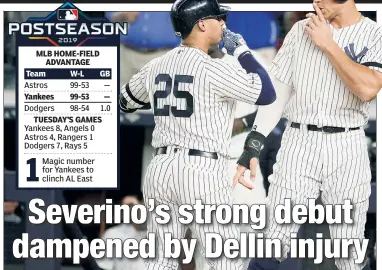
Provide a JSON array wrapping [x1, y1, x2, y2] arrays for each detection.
[[57, 9, 78, 21]]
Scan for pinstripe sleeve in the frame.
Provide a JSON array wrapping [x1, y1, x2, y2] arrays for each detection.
[[269, 21, 298, 87], [205, 58, 262, 104], [120, 63, 151, 109], [360, 28, 382, 73]]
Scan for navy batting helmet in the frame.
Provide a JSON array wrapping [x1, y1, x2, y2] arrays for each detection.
[[170, 0, 230, 38]]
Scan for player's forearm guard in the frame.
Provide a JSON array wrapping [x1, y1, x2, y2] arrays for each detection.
[[237, 130, 265, 169], [118, 94, 151, 113], [237, 52, 276, 105]]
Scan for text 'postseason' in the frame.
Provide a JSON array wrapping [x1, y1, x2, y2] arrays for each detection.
[[10, 2, 127, 189]]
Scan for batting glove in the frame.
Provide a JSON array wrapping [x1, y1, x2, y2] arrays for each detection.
[[237, 130, 265, 169], [222, 28, 250, 57]]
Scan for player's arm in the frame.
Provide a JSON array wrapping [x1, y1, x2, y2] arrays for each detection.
[[206, 57, 270, 105], [119, 65, 151, 113], [232, 112, 257, 136], [210, 29, 276, 105], [232, 22, 298, 189], [234, 78, 292, 183], [237, 51, 276, 105], [323, 41, 382, 102], [306, 5, 382, 102], [251, 77, 292, 135], [232, 78, 292, 190]]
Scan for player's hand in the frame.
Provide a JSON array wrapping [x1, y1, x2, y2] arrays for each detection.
[[232, 158, 258, 190], [222, 28, 249, 57], [305, 3, 335, 52], [233, 130, 265, 190]]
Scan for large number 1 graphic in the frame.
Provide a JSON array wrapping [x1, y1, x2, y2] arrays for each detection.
[[26, 158, 39, 182], [153, 74, 194, 118]]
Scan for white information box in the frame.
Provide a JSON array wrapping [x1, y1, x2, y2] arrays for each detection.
[[11, 2, 127, 189]]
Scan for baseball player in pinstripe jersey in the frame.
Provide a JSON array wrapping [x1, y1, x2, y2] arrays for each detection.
[[119, 0, 276, 269], [232, 0, 382, 270]]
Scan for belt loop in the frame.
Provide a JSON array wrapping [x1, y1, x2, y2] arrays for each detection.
[[300, 123, 307, 133]]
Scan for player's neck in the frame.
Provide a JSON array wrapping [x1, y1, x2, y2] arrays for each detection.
[[181, 37, 209, 54], [329, 6, 363, 29]]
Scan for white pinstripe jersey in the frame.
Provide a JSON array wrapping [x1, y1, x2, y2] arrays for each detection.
[[270, 17, 382, 128], [122, 45, 262, 156]]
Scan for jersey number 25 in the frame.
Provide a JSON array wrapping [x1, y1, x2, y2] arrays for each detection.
[[153, 74, 194, 118]]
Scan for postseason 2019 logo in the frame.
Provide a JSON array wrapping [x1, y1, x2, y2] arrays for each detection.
[[8, 2, 128, 46]]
